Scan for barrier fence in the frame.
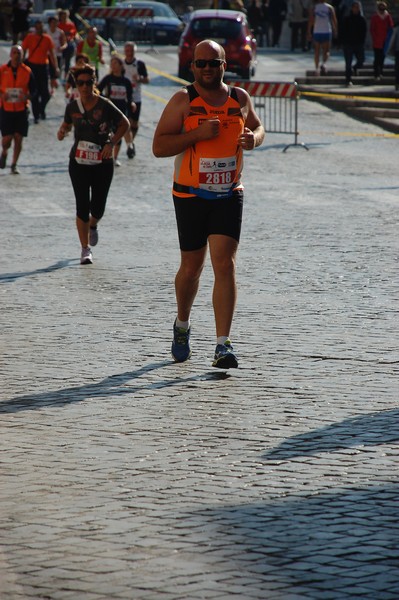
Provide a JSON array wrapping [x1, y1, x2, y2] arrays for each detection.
[[227, 80, 308, 152], [78, 7, 155, 46]]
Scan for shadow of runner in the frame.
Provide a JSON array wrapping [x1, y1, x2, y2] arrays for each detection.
[[0, 362, 231, 414], [188, 484, 399, 598], [0, 259, 78, 283], [262, 409, 399, 460]]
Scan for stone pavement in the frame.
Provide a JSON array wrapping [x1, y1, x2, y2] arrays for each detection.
[[1, 44, 399, 599]]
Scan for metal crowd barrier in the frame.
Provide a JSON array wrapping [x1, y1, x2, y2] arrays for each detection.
[[78, 6, 155, 48], [227, 80, 308, 152]]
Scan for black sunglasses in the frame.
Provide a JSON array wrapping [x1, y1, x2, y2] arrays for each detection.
[[193, 59, 224, 68], [76, 79, 95, 86]]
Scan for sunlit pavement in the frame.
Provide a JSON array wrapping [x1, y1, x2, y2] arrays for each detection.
[[1, 42, 399, 600]]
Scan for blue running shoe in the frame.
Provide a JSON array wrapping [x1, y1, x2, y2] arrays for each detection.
[[212, 339, 238, 369], [172, 320, 191, 362]]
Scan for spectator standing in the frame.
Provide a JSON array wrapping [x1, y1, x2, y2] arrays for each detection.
[[390, 21, 399, 90], [370, 1, 394, 80], [247, 0, 264, 45], [10, 0, 33, 44], [123, 41, 149, 159], [0, 45, 36, 174], [57, 64, 129, 265], [288, 0, 309, 51], [0, 0, 13, 41], [307, 0, 337, 74], [57, 9, 79, 80], [152, 40, 265, 368], [22, 19, 59, 123], [97, 54, 135, 166], [260, 0, 270, 46], [76, 27, 105, 79], [341, 0, 366, 85], [268, 0, 287, 47]]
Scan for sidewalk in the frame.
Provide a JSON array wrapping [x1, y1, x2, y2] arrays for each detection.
[[1, 43, 399, 599]]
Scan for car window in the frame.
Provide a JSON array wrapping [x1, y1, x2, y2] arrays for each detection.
[[191, 18, 242, 38]]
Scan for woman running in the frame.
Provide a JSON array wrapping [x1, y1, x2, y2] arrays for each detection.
[[57, 64, 129, 265]]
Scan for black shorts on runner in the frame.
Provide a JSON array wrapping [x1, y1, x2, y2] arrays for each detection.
[[173, 189, 243, 251], [129, 101, 141, 122], [0, 109, 29, 137]]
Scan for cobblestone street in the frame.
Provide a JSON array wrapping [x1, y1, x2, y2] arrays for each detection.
[[1, 44, 399, 599]]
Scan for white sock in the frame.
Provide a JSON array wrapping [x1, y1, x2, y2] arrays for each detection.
[[176, 318, 190, 330], [217, 336, 230, 346]]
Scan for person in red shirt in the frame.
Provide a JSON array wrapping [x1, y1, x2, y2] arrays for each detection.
[[370, 1, 394, 80], [0, 45, 36, 173], [22, 19, 59, 122], [57, 9, 79, 79]]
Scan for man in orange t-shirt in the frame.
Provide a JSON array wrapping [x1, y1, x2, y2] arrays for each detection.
[[22, 18, 59, 122]]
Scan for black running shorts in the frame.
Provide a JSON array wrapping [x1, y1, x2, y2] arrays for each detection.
[[0, 109, 29, 137], [173, 189, 243, 251]]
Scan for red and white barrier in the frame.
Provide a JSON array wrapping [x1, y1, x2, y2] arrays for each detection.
[[227, 81, 297, 98], [79, 7, 154, 18]]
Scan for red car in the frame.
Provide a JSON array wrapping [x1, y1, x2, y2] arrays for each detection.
[[178, 9, 257, 81]]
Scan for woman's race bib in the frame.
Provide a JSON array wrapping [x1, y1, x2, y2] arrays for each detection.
[[75, 140, 102, 165], [110, 85, 127, 101], [199, 156, 236, 194]]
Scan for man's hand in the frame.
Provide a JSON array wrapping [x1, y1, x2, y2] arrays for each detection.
[[238, 127, 255, 150], [198, 118, 220, 140]]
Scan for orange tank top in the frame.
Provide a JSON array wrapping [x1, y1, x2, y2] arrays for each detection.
[[173, 85, 245, 199]]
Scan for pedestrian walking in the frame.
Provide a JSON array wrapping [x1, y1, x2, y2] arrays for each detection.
[[152, 40, 265, 368], [268, 0, 287, 46], [57, 64, 129, 265], [370, 1, 394, 80], [0, 44, 36, 174], [97, 54, 135, 166], [123, 41, 149, 159], [307, 0, 338, 74], [341, 0, 366, 85], [288, 0, 309, 51], [22, 18, 59, 123]]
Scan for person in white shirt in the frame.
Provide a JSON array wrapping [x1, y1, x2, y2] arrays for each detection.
[[123, 41, 149, 159], [307, 0, 337, 75], [47, 16, 67, 76]]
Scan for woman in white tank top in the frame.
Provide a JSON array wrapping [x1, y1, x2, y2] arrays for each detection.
[[307, 0, 338, 75]]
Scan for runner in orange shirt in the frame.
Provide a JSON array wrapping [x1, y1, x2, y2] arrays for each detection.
[[0, 45, 36, 173], [153, 40, 265, 368], [22, 18, 59, 122]]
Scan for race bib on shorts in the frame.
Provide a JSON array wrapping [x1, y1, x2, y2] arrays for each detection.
[[110, 85, 127, 101], [198, 156, 237, 194], [6, 88, 23, 103], [75, 140, 102, 165]]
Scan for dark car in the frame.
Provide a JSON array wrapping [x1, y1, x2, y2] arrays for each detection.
[[83, 1, 184, 44], [178, 9, 257, 81], [123, 0, 184, 44]]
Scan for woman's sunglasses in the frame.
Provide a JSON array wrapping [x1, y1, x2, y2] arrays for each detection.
[[76, 79, 95, 87]]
